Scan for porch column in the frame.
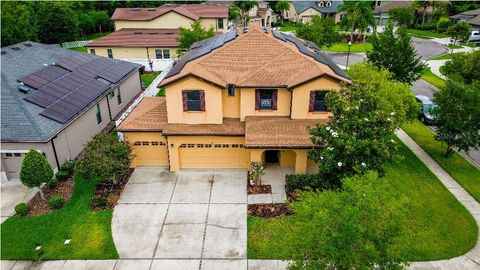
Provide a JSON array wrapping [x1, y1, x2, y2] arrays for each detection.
[[250, 149, 264, 164], [294, 150, 307, 174]]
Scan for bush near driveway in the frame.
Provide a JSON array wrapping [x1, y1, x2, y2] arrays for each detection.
[[403, 120, 480, 202], [248, 138, 477, 261], [1, 174, 118, 260]]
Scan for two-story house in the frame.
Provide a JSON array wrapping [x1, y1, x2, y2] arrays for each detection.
[[283, 0, 344, 24], [116, 26, 350, 174], [87, 4, 228, 71]]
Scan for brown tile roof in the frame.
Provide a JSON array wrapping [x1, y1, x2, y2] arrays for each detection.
[[245, 116, 327, 148], [117, 97, 168, 132], [160, 27, 350, 88], [163, 118, 245, 136], [112, 4, 228, 21], [87, 28, 180, 48]]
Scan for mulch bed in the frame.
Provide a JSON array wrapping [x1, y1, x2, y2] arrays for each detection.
[[248, 203, 293, 218], [287, 192, 300, 202], [247, 184, 272, 195], [27, 178, 74, 216], [90, 168, 134, 211]]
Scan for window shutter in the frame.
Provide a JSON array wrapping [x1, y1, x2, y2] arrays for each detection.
[[200, 90, 206, 111], [309, 91, 315, 112], [182, 90, 188, 111], [272, 89, 278, 110], [255, 89, 260, 110]]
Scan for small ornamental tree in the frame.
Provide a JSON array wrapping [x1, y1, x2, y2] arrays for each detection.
[[388, 7, 415, 27], [76, 133, 132, 183], [288, 171, 409, 270], [442, 51, 480, 85], [308, 63, 418, 186], [296, 16, 341, 48], [178, 21, 215, 50], [432, 79, 480, 156], [447, 22, 472, 45], [20, 149, 53, 201], [367, 24, 425, 84]]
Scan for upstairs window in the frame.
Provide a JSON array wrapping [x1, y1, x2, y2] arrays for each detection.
[[155, 49, 162, 59], [326, 1, 332, 7], [155, 49, 171, 59], [309, 90, 328, 112], [163, 49, 170, 59], [318, 1, 324, 7], [182, 90, 205, 111], [255, 89, 278, 110], [218, 18, 224, 29], [107, 49, 113, 58]]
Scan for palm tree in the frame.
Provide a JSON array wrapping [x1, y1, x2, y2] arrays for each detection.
[[338, 0, 376, 42], [234, 0, 258, 27], [413, 0, 435, 25], [275, 0, 290, 24]]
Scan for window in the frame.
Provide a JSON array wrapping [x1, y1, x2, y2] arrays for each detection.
[[182, 90, 205, 111], [90, 49, 96, 55], [309, 91, 328, 112], [318, 1, 324, 7], [187, 144, 195, 148], [116, 87, 122, 104], [14, 153, 21, 157], [107, 49, 113, 58], [227, 84, 235, 96], [5, 153, 13, 157], [151, 141, 159, 146], [142, 141, 149, 146], [218, 18, 224, 29], [95, 103, 102, 124], [259, 89, 273, 110], [155, 49, 163, 59], [326, 1, 332, 7], [134, 142, 141, 146], [163, 49, 170, 59]]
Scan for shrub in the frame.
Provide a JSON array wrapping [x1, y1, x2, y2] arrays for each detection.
[[47, 178, 57, 189], [415, 22, 436, 30], [20, 149, 53, 200], [15, 203, 29, 216], [55, 170, 69, 181], [90, 197, 108, 209], [60, 161, 75, 176], [285, 174, 337, 192], [48, 195, 65, 209], [436, 17, 452, 33]]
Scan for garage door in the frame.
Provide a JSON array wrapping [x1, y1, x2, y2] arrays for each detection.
[[131, 140, 169, 167], [179, 143, 249, 169]]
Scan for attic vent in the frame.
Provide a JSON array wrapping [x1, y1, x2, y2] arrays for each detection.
[[132, 8, 141, 11], [19, 85, 31, 94], [134, 32, 143, 35], [24, 43, 33, 47], [165, 32, 174, 35], [149, 32, 159, 35], [11, 47, 21, 51], [147, 8, 156, 11], [1, 51, 6, 55]]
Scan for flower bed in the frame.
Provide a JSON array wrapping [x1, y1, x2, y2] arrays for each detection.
[[27, 178, 74, 216]]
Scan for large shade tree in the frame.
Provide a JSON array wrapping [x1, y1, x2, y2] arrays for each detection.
[[296, 16, 341, 48], [442, 51, 480, 85], [338, 0, 376, 41], [308, 63, 418, 186], [37, 2, 80, 44]]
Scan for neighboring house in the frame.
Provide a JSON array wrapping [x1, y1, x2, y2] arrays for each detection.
[[117, 27, 350, 174], [283, 0, 344, 23], [1, 42, 141, 182], [87, 28, 180, 72], [111, 4, 228, 33], [206, 0, 274, 28], [450, 8, 480, 32], [373, 1, 413, 27]]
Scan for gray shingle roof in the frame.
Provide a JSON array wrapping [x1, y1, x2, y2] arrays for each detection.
[[292, 0, 343, 14], [1, 41, 138, 143]]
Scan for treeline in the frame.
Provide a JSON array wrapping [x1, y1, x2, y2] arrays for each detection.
[[1, 1, 199, 47]]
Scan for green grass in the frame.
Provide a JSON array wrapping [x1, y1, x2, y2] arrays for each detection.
[[0, 175, 118, 260], [406, 29, 448, 39], [156, 88, 166, 96], [430, 52, 465, 60], [421, 67, 446, 89], [322, 42, 373, 53], [279, 22, 298, 32], [403, 120, 480, 202], [141, 72, 161, 89], [81, 32, 111, 41], [69, 47, 87, 53], [248, 138, 478, 261], [447, 44, 463, 49]]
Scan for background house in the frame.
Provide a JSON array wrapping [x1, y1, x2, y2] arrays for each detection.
[[283, 0, 344, 23], [1, 42, 141, 181], [450, 8, 480, 32]]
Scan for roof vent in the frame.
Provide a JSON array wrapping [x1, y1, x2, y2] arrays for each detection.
[[132, 8, 141, 11], [43, 63, 48, 67], [24, 43, 33, 47], [1, 51, 6, 55], [18, 84, 31, 94], [11, 47, 21, 51], [243, 27, 249, 33], [134, 32, 143, 35], [149, 32, 159, 35], [165, 32, 174, 35], [147, 8, 156, 11]]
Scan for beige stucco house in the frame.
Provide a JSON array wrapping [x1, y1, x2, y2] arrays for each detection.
[[117, 27, 350, 174], [1, 42, 142, 181]]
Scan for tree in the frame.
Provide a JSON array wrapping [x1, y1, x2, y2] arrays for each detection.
[[234, 0, 258, 27], [274, 0, 290, 24], [178, 21, 215, 50], [296, 16, 341, 48], [447, 22, 472, 45], [37, 2, 80, 44], [442, 51, 480, 85], [288, 172, 408, 270], [76, 133, 132, 183], [228, 5, 241, 23], [20, 149, 53, 201], [367, 25, 425, 84], [338, 0, 376, 41], [308, 63, 418, 186], [0, 2, 38, 47], [413, 0, 435, 25], [432, 80, 480, 156], [388, 7, 415, 27]]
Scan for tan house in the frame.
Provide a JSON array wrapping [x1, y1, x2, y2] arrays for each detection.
[[283, 0, 344, 24], [117, 27, 350, 174], [1, 42, 142, 181], [111, 4, 228, 33], [86, 28, 180, 71]]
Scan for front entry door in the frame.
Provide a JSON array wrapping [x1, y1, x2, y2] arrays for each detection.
[[265, 150, 279, 164]]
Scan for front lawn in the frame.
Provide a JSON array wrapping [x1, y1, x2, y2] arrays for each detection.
[[1, 175, 118, 260], [403, 120, 480, 202], [141, 72, 161, 89], [447, 44, 462, 49], [421, 67, 446, 89], [430, 52, 465, 60], [248, 138, 477, 261], [279, 22, 298, 32], [406, 29, 448, 39], [322, 42, 372, 53]]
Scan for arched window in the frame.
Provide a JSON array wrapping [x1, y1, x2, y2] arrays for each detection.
[[318, 1, 324, 7], [326, 1, 332, 7]]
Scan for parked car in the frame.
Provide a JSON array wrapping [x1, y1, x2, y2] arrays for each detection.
[[415, 95, 437, 124], [469, 31, 480, 43]]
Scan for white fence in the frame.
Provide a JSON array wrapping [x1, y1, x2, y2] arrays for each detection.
[[61, 40, 92, 48], [123, 58, 174, 72]]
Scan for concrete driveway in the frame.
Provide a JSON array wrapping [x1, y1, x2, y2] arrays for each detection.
[[112, 168, 247, 265], [1, 180, 38, 222]]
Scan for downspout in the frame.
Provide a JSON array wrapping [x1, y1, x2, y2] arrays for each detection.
[[106, 95, 113, 121], [50, 137, 60, 170], [289, 88, 293, 119]]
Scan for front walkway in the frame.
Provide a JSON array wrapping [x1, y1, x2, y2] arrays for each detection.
[[247, 165, 291, 204], [1, 180, 38, 223]]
